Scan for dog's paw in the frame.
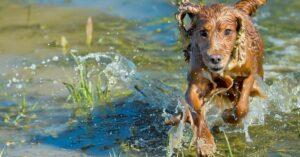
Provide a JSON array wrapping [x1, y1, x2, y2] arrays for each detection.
[[222, 108, 240, 124], [196, 138, 216, 157]]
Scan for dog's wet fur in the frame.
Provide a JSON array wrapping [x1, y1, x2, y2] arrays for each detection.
[[168, 0, 267, 156]]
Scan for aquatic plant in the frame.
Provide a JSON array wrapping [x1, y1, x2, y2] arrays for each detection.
[[63, 53, 111, 114], [86, 17, 93, 46], [2, 94, 36, 128], [61, 36, 69, 55]]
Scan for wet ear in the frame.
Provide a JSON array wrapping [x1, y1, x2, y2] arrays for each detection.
[[234, 0, 267, 16], [176, 2, 201, 37], [176, 1, 202, 62], [230, 14, 248, 67], [184, 13, 195, 31]]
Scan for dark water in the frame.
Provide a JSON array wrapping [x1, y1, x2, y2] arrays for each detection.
[[0, 0, 299, 156]]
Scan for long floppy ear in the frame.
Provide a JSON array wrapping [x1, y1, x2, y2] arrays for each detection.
[[234, 0, 267, 16], [176, 1, 202, 62], [229, 10, 263, 69], [229, 13, 249, 68]]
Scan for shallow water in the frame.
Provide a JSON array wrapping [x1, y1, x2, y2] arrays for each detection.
[[0, 0, 299, 156]]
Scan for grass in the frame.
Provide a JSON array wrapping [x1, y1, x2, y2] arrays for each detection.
[[223, 131, 234, 157], [3, 94, 36, 128], [60, 16, 110, 112], [63, 53, 111, 114], [109, 149, 122, 157], [0, 145, 5, 157]]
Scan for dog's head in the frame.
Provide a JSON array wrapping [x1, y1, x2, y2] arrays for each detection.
[[177, 0, 266, 73]]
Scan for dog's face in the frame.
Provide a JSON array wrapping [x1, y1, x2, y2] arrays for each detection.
[[190, 6, 238, 73], [178, 0, 266, 73]]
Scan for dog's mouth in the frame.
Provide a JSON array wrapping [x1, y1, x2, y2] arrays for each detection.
[[209, 66, 224, 73]]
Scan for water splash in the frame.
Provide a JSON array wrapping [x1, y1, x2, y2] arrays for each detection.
[[77, 52, 137, 89], [166, 73, 300, 154]]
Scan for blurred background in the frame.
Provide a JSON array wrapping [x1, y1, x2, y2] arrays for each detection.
[[0, 0, 299, 156]]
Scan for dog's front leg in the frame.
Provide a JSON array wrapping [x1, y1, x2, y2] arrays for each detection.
[[186, 84, 216, 156], [222, 74, 255, 124]]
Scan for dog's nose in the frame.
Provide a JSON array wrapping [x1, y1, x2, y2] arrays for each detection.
[[209, 54, 222, 64]]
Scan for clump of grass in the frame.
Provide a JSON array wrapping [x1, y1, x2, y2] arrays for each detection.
[[3, 94, 36, 128], [120, 142, 141, 154], [63, 53, 111, 114]]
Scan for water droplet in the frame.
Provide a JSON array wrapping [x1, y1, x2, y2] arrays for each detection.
[[52, 56, 59, 61], [30, 64, 37, 70]]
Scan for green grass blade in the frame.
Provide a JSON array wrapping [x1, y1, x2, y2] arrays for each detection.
[[223, 131, 234, 157], [0, 145, 5, 157]]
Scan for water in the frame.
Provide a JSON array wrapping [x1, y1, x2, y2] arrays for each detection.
[[0, 0, 299, 156]]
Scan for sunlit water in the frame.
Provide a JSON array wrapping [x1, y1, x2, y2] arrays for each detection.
[[0, 0, 299, 156]]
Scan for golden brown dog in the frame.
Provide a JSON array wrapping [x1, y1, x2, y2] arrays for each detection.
[[167, 0, 267, 156]]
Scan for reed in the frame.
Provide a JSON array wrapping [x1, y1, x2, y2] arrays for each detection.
[[61, 36, 69, 55], [86, 17, 93, 46]]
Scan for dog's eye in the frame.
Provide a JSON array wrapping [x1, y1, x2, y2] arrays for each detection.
[[199, 30, 208, 37], [224, 29, 232, 36]]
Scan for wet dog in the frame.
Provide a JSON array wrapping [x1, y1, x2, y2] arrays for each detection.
[[167, 0, 267, 156]]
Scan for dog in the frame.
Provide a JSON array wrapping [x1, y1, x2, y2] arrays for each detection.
[[166, 0, 267, 156]]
